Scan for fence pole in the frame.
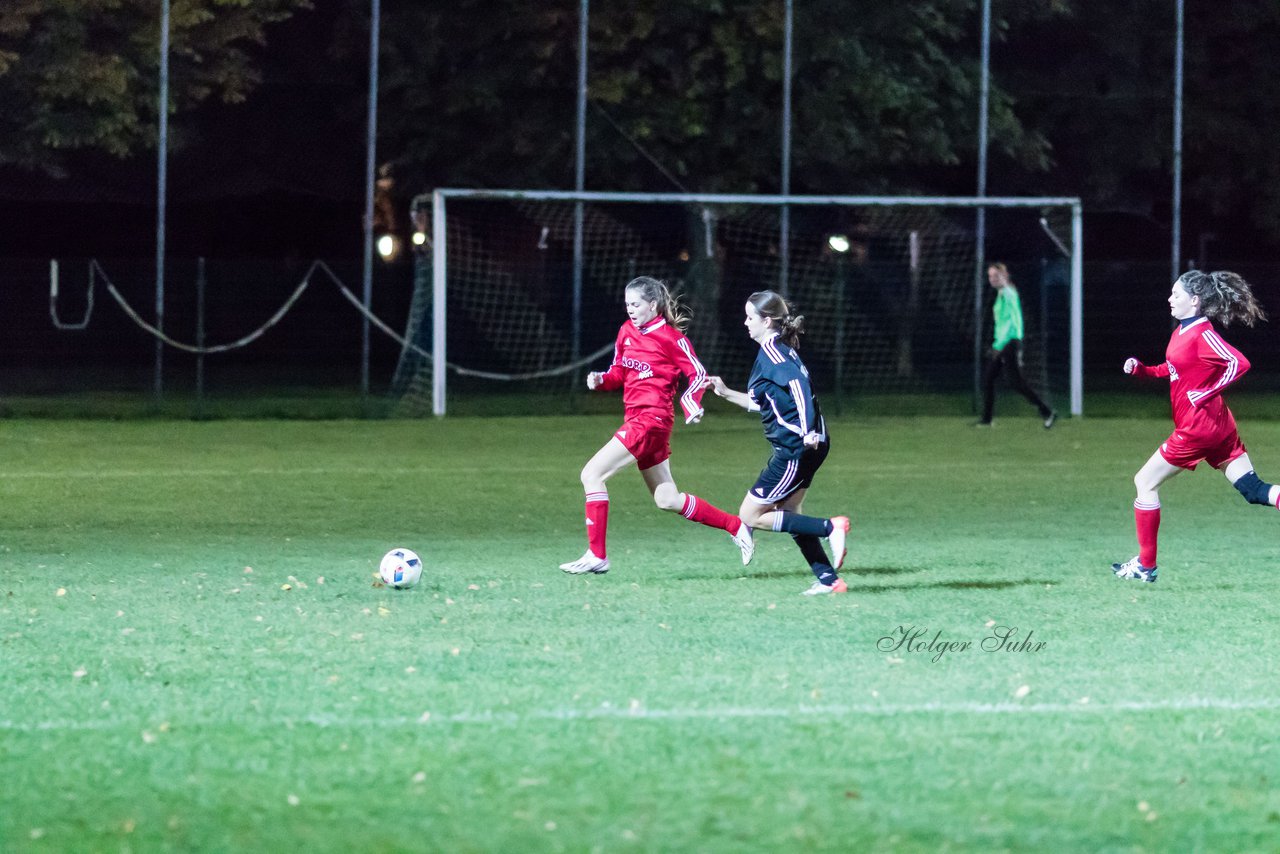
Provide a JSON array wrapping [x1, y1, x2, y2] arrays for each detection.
[[779, 0, 793, 296], [196, 257, 206, 418], [360, 0, 382, 400], [972, 0, 991, 413], [155, 0, 170, 404]]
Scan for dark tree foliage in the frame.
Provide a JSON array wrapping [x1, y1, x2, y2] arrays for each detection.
[[7, 0, 1280, 246], [374, 1, 1062, 197], [0, 0, 311, 173]]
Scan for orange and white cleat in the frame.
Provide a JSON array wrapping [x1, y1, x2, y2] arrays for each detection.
[[802, 578, 848, 596]]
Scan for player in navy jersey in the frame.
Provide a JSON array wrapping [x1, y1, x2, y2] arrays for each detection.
[[559, 276, 754, 575], [1112, 270, 1278, 583], [704, 290, 852, 596]]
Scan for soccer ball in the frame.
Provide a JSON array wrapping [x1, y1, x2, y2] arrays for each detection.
[[379, 547, 423, 589]]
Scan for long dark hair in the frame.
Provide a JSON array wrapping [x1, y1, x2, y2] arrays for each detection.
[[625, 276, 691, 331], [1177, 270, 1267, 327], [748, 290, 805, 348]]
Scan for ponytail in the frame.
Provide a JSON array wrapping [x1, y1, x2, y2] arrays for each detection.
[[625, 276, 691, 331], [1177, 270, 1267, 327], [747, 290, 805, 348]]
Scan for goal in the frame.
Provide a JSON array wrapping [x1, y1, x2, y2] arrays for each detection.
[[396, 190, 1082, 417]]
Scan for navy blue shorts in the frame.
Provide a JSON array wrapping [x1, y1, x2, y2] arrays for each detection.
[[746, 442, 830, 505]]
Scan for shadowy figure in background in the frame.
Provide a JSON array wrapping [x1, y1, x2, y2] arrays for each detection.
[[977, 262, 1056, 428]]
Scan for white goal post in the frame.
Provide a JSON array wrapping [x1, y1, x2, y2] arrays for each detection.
[[416, 189, 1083, 417]]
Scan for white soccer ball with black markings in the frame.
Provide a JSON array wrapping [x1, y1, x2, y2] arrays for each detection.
[[379, 547, 423, 589]]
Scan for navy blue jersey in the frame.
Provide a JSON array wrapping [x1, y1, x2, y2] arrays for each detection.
[[747, 334, 826, 456]]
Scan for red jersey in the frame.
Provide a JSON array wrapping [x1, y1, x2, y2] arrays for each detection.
[[596, 316, 708, 423], [1133, 317, 1250, 439]]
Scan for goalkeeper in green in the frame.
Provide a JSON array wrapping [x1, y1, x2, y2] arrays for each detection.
[[977, 262, 1056, 428]]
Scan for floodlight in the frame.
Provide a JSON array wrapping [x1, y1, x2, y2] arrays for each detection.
[[827, 234, 850, 254], [377, 234, 398, 260]]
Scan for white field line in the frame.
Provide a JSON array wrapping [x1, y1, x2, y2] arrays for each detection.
[[3, 697, 1279, 732], [0, 459, 1072, 481], [0, 466, 523, 480]]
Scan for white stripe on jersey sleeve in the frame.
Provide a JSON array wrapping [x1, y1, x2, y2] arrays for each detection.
[[761, 336, 786, 365], [788, 378, 810, 434], [1188, 327, 1239, 405], [676, 337, 707, 421]]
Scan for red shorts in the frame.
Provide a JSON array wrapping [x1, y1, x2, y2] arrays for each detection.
[[1158, 427, 1246, 470], [615, 412, 673, 470]]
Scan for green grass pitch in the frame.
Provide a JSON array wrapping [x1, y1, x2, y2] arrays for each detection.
[[3, 412, 1279, 851]]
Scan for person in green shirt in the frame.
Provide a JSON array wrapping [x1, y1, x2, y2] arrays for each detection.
[[977, 262, 1056, 428]]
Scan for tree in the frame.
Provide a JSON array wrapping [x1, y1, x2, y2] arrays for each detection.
[[374, 0, 1064, 196], [998, 0, 1280, 247], [0, 0, 310, 173]]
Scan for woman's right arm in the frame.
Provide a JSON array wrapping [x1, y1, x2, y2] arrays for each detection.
[[590, 328, 627, 390], [1123, 358, 1170, 379]]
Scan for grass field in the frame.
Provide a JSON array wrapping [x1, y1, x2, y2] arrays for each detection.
[[3, 411, 1280, 852]]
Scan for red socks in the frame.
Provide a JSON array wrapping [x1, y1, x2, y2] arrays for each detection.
[[1134, 500, 1161, 568], [585, 492, 609, 558], [680, 494, 740, 534], [584, 492, 738, 560]]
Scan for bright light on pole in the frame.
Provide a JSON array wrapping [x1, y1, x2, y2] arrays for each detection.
[[377, 234, 398, 260], [828, 233, 849, 414]]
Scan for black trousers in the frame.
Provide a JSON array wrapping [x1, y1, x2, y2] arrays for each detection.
[[981, 340, 1052, 422]]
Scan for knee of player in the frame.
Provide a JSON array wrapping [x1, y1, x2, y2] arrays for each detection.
[[737, 503, 766, 528], [653, 486, 683, 512], [1232, 470, 1273, 506]]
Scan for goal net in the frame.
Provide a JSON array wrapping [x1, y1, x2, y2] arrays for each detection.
[[395, 191, 1081, 417]]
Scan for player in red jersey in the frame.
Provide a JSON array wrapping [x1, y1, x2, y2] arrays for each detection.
[[559, 276, 754, 575], [1112, 270, 1278, 583]]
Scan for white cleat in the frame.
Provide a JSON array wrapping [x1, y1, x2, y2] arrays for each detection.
[[802, 578, 848, 596], [827, 516, 851, 570], [1111, 555, 1157, 583], [559, 550, 610, 575], [732, 522, 755, 566]]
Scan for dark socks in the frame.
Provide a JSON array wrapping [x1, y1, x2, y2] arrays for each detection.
[[774, 512, 832, 538], [793, 534, 837, 585]]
